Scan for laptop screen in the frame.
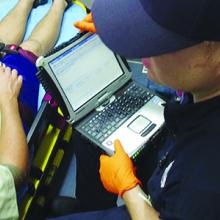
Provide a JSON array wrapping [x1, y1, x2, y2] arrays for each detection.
[[48, 34, 124, 111]]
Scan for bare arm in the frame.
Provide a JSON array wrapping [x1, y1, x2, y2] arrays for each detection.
[[0, 64, 28, 184], [123, 185, 160, 220]]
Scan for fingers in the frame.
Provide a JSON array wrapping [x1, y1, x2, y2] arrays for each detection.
[[0, 62, 22, 89], [99, 139, 126, 170], [8, 67, 16, 79], [0, 62, 6, 68], [99, 154, 109, 163], [0, 62, 22, 106], [74, 21, 96, 33], [11, 68, 23, 94], [5, 66, 20, 81], [99, 154, 110, 178], [114, 139, 126, 154], [0, 62, 6, 73], [17, 75, 23, 85], [15, 72, 23, 92], [74, 21, 82, 29], [83, 13, 93, 22], [74, 13, 96, 33]]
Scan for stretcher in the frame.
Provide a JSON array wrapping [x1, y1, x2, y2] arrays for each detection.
[[19, 97, 74, 220]]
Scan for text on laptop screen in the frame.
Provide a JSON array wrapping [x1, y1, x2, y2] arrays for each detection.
[[48, 34, 124, 111]]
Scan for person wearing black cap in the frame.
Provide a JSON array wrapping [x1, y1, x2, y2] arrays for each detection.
[[48, 0, 220, 219]]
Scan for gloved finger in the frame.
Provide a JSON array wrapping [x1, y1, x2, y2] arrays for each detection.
[[74, 21, 96, 33], [99, 154, 111, 178], [99, 154, 110, 163], [83, 13, 93, 22], [74, 21, 86, 31], [114, 139, 126, 155]]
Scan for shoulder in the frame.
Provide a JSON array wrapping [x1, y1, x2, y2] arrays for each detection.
[[0, 165, 19, 219], [0, 165, 14, 185], [1, 164, 24, 186]]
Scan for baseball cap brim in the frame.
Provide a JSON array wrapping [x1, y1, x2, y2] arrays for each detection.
[[92, 0, 200, 58]]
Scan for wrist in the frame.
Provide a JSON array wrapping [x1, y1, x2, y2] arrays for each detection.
[[122, 185, 140, 200], [0, 98, 19, 113], [120, 175, 141, 197]]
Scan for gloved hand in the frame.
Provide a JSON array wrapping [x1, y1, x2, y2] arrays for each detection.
[[74, 12, 96, 33], [99, 139, 141, 196]]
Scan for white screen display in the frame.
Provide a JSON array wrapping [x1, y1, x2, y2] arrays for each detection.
[[49, 35, 124, 110]]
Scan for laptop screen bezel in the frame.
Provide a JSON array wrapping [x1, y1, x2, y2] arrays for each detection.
[[37, 32, 132, 123]]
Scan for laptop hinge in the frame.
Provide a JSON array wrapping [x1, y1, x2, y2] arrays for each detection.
[[98, 93, 111, 105], [97, 93, 115, 110]]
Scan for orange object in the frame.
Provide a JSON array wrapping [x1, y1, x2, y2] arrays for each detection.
[[99, 139, 141, 196], [74, 12, 96, 33]]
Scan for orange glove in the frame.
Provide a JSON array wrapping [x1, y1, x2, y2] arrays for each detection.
[[99, 139, 141, 196], [74, 12, 96, 33]]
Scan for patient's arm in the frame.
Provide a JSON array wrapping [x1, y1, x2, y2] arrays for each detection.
[[0, 64, 28, 184]]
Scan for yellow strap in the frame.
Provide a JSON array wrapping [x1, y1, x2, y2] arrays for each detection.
[[72, 0, 87, 12]]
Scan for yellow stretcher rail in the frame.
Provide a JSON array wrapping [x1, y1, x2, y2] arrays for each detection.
[[19, 119, 72, 220]]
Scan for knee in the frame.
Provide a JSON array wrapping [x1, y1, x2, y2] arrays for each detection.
[[20, 39, 43, 57]]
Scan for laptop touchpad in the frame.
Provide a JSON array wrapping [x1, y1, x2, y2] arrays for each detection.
[[128, 115, 151, 134]]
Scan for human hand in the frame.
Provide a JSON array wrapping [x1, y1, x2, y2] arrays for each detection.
[[0, 62, 22, 107], [99, 139, 141, 196], [74, 12, 96, 33]]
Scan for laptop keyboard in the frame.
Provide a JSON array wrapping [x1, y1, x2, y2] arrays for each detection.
[[79, 82, 154, 144]]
